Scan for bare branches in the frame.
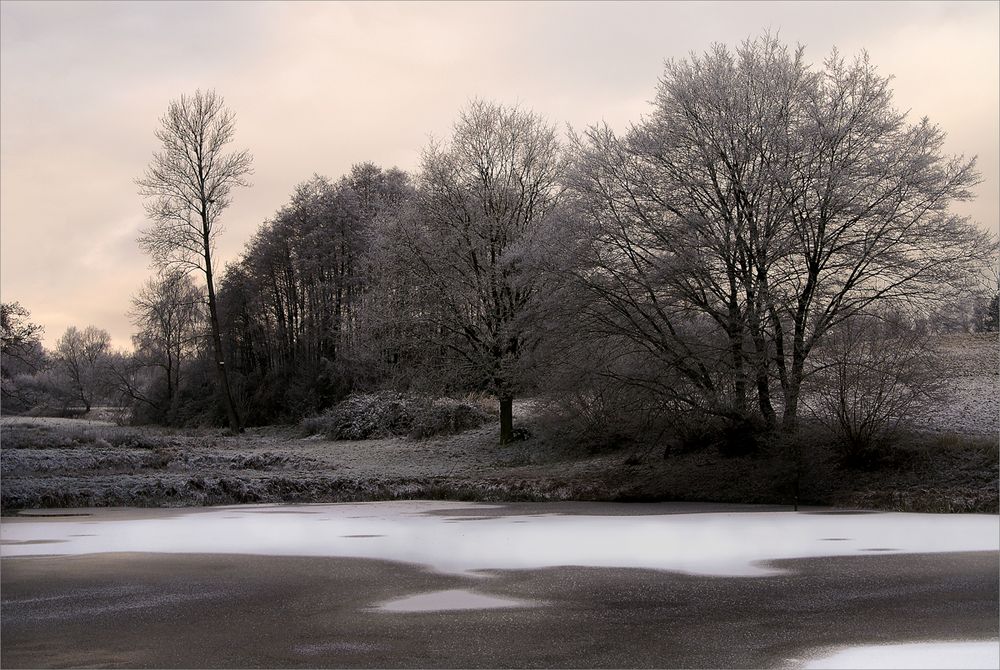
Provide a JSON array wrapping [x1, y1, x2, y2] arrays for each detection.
[[1, 302, 45, 373], [54, 326, 112, 412], [136, 89, 253, 274], [136, 89, 252, 432], [129, 270, 206, 415], [566, 35, 989, 431], [398, 101, 563, 441]]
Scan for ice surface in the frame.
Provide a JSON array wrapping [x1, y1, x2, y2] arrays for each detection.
[[0, 501, 996, 577], [801, 640, 1000, 669]]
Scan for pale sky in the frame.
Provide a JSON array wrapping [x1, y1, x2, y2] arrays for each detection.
[[2, 1, 998, 350]]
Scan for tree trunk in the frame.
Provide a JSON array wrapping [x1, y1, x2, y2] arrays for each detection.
[[757, 373, 776, 428], [204, 240, 242, 434], [165, 358, 174, 413], [781, 366, 803, 433], [499, 396, 514, 444]]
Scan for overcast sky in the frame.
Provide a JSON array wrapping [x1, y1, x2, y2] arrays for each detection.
[[2, 1, 997, 349]]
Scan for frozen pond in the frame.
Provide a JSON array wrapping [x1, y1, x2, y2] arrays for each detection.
[[2, 501, 997, 668], [1, 500, 997, 577]]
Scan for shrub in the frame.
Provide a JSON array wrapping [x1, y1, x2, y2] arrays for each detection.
[[804, 314, 948, 467], [533, 387, 649, 453], [408, 398, 490, 438], [300, 392, 489, 440]]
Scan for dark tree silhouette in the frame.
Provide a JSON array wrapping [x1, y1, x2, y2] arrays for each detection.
[[137, 89, 252, 432], [567, 36, 990, 434], [54, 326, 111, 413]]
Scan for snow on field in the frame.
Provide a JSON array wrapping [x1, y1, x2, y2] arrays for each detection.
[[1, 501, 996, 577], [911, 377, 999, 436], [917, 333, 1000, 436], [0, 415, 116, 428]]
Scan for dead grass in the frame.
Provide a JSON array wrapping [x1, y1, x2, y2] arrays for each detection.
[[1, 407, 995, 514]]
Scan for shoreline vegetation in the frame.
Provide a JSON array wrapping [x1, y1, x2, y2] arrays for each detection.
[[3, 332, 996, 516], [2, 417, 995, 516]]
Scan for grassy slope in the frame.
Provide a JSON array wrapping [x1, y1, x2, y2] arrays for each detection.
[[1, 415, 995, 513]]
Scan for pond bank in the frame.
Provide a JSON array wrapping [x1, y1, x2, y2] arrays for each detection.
[[1, 415, 996, 514]]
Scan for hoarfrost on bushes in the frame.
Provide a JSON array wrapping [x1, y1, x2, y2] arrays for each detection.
[[301, 392, 490, 440]]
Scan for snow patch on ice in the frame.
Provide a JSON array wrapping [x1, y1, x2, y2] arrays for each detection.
[[0, 501, 996, 578], [800, 640, 1000, 669], [375, 588, 538, 612]]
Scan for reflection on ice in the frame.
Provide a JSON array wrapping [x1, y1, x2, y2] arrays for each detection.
[[376, 588, 538, 612], [0, 501, 996, 577], [801, 640, 1000, 669]]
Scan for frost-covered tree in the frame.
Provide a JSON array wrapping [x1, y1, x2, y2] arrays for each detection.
[[568, 35, 990, 433], [401, 100, 563, 442], [1, 302, 44, 376], [983, 294, 1000, 332], [216, 165, 412, 423], [1, 302, 47, 412]]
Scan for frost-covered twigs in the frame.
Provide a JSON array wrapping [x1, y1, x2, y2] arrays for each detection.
[[300, 392, 490, 440]]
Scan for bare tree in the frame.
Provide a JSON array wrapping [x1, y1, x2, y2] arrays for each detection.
[[804, 313, 946, 464], [1, 302, 48, 412], [401, 100, 562, 442], [567, 35, 990, 435], [1, 302, 45, 375], [767, 48, 987, 430], [130, 270, 205, 415], [137, 89, 252, 432], [54, 326, 112, 413]]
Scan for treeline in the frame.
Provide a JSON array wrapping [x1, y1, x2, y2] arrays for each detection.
[[3, 36, 998, 456], [218, 167, 412, 421]]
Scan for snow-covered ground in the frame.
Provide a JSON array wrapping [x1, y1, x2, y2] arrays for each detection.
[[2, 501, 997, 577], [911, 376, 999, 436], [915, 333, 999, 436]]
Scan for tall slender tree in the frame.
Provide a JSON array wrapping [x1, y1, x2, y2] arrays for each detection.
[[137, 90, 252, 432]]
